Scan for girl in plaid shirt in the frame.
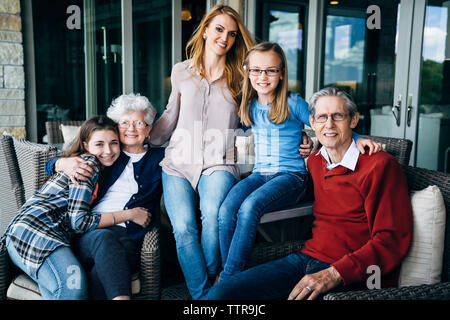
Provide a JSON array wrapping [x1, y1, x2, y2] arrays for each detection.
[[2, 116, 151, 300]]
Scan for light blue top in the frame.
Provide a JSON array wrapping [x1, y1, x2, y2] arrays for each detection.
[[251, 93, 310, 174], [250, 92, 361, 174]]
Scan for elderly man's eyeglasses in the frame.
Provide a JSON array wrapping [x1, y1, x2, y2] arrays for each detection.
[[314, 113, 349, 123], [118, 120, 148, 129], [248, 68, 280, 77]]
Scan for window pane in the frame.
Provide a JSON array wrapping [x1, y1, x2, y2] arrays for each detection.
[[416, 1, 450, 172], [255, 0, 307, 96], [32, 0, 85, 142], [133, 0, 172, 118], [322, 1, 400, 136]]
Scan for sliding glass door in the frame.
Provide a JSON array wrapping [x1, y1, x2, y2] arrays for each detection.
[[94, 0, 122, 115], [31, 0, 85, 142], [255, 0, 308, 96], [406, 0, 450, 172], [321, 0, 401, 136]]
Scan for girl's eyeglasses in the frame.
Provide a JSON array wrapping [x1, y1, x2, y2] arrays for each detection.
[[248, 68, 280, 77]]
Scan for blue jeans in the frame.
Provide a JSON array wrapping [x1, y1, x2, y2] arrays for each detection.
[[162, 170, 236, 300], [208, 252, 365, 300], [73, 226, 140, 300], [6, 237, 88, 300], [218, 171, 308, 281]]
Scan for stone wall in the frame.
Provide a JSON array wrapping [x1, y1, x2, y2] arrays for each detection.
[[0, 0, 25, 138]]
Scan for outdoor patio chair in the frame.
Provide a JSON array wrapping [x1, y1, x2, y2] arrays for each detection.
[[323, 165, 450, 299], [0, 134, 25, 237], [12, 138, 59, 200], [45, 120, 84, 145]]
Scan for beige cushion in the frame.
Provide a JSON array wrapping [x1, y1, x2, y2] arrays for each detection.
[[399, 185, 446, 286], [7, 273, 141, 299], [60, 124, 80, 151], [235, 133, 255, 175], [7, 274, 42, 300], [131, 273, 140, 295]]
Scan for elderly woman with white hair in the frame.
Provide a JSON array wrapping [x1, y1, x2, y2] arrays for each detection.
[[45, 93, 165, 300]]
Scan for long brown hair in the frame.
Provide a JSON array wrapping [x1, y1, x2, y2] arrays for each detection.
[[185, 4, 255, 108], [239, 42, 290, 126], [64, 115, 119, 158]]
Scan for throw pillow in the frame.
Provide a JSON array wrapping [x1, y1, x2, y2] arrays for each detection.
[[398, 185, 446, 286], [60, 124, 80, 151]]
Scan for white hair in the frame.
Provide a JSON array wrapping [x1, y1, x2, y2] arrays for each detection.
[[107, 93, 157, 125], [308, 87, 358, 118]]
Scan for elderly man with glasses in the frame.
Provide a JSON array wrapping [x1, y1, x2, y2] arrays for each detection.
[[208, 87, 413, 300]]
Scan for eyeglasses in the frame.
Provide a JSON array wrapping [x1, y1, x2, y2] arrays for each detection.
[[314, 113, 349, 123], [118, 120, 148, 129], [248, 68, 280, 77]]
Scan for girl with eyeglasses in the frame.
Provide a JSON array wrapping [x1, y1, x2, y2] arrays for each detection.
[[216, 42, 381, 283]]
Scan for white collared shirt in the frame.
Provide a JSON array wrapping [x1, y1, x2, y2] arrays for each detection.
[[317, 139, 360, 171], [92, 149, 147, 227]]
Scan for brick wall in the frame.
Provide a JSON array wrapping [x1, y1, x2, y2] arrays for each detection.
[[0, 0, 25, 138]]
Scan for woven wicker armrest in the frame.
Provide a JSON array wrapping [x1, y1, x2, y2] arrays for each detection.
[[247, 239, 305, 268], [0, 241, 9, 300], [323, 282, 450, 300], [135, 226, 161, 300]]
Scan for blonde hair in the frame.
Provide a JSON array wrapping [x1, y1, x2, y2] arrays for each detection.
[[185, 4, 255, 108], [239, 42, 290, 126]]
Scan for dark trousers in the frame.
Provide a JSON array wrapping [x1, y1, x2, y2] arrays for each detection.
[[73, 226, 140, 300], [207, 252, 366, 300]]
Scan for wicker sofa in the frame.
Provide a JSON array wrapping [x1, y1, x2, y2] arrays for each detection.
[[323, 165, 450, 299], [1, 131, 449, 300]]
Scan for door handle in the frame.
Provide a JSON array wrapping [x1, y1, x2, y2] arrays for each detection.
[[392, 94, 402, 127], [407, 94, 413, 127], [101, 26, 107, 64]]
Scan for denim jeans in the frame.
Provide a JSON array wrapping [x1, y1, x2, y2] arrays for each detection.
[[162, 170, 236, 300], [218, 171, 308, 281], [73, 226, 140, 300], [6, 237, 88, 300], [208, 252, 367, 300]]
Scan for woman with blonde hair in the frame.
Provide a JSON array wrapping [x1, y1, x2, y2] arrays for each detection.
[[148, 5, 254, 299]]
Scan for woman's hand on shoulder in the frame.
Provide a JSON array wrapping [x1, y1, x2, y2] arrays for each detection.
[[55, 156, 94, 185]]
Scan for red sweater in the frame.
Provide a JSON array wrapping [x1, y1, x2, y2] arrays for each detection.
[[301, 150, 413, 287]]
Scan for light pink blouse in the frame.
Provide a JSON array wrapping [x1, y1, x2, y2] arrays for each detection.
[[149, 60, 240, 189]]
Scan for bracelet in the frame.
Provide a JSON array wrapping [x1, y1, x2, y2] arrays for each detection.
[[110, 212, 115, 226]]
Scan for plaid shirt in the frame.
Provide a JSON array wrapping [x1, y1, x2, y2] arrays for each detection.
[[2, 154, 102, 277]]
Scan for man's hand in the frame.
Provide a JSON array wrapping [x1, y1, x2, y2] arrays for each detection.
[[55, 157, 94, 185], [288, 266, 342, 300], [356, 138, 383, 155], [299, 133, 314, 158]]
